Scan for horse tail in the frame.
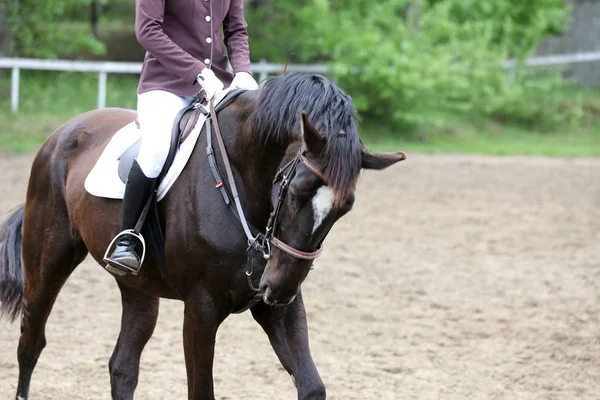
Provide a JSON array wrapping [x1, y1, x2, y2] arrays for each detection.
[[0, 204, 25, 321]]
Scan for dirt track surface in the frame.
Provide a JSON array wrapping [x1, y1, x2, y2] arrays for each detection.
[[0, 153, 598, 399]]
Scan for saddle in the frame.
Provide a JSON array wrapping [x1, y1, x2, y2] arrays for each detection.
[[117, 88, 248, 184]]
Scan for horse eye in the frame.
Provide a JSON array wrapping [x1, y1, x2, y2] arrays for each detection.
[[288, 192, 300, 210], [291, 172, 321, 196], [290, 181, 312, 199]]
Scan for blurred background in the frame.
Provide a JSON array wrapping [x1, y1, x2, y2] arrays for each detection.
[[0, 0, 599, 155]]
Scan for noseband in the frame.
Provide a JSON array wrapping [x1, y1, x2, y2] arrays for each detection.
[[261, 149, 327, 261]]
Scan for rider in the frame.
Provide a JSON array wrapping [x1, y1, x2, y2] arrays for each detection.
[[105, 0, 258, 275]]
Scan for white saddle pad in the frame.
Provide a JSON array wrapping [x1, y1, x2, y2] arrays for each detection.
[[85, 89, 233, 202]]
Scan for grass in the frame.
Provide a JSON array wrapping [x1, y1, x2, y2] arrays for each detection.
[[360, 115, 600, 157], [1, 70, 599, 156], [0, 70, 138, 153]]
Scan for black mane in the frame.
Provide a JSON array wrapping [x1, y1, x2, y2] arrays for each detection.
[[250, 73, 361, 205]]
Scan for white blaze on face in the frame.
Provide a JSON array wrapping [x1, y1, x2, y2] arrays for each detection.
[[312, 186, 335, 234]]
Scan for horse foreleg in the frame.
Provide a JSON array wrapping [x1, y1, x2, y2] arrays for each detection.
[[109, 284, 159, 400], [182, 291, 225, 400], [251, 293, 326, 400]]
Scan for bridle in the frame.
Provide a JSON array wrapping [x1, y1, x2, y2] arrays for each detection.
[[203, 98, 327, 296], [260, 149, 327, 262]]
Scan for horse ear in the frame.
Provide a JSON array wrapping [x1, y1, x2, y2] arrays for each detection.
[[361, 149, 407, 170], [301, 112, 326, 154]]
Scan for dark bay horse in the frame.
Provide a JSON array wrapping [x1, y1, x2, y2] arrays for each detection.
[[0, 73, 405, 399]]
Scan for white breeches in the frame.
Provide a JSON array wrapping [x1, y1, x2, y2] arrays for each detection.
[[135, 90, 196, 178]]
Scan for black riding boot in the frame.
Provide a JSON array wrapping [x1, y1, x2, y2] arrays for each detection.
[[104, 160, 157, 275]]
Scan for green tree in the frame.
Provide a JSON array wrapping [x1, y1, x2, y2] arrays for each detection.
[[0, 8, 11, 56], [3, 0, 104, 58], [255, 0, 569, 128]]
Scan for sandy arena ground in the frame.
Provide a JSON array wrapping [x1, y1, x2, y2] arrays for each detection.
[[0, 152, 598, 399]]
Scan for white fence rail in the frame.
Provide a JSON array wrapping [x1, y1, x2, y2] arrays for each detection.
[[0, 58, 328, 113], [503, 50, 600, 68], [2, 51, 600, 113]]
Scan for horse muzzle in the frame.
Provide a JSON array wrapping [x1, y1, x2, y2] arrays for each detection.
[[261, 287, 297, 307], [259, 278, 298, 306]]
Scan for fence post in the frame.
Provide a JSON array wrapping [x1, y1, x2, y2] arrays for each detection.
[[258, 59, 268, 86], [98, 71, 107, 109], [11, 67, 19, 113]]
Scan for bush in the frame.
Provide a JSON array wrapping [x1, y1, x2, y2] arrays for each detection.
[[2, 0, 574, 131], [2, 0, 105, 58], [249, 0, 570, 130]]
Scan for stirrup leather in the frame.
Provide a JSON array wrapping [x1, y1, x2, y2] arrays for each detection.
[[103, 229, 146, 276]]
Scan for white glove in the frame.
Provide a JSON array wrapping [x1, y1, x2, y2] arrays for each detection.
[[230, 72, 259, 90], [197, 68, 224, 100]]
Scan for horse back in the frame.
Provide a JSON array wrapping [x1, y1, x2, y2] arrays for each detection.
[[24, 109, 135, 262]]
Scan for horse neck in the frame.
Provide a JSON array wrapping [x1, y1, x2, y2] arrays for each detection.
[[227, 124, 289, 229]]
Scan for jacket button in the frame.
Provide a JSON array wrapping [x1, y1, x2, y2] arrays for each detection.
[[206, 38, 212, 44], [205, 16, 211, 22], [204, 58, 210, 65]]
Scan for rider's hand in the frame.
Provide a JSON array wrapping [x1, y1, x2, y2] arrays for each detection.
[[230, 72, 259, 90], [197, 68, 224, 100]]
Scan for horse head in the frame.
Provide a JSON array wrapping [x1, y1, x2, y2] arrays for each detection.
[[258, 109, 406, 306]]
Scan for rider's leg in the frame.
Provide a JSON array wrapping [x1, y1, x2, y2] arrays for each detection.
[[105, 90, 195, 274], [135, 91, 196, 179]]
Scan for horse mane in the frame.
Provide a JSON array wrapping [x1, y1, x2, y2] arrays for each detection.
[[250, 73, 362, 206]]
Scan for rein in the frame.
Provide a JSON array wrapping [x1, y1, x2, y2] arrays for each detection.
[[205, 98, 327, 295]]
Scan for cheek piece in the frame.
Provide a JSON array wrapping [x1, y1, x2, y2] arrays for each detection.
[[261, 149, 328, 262]]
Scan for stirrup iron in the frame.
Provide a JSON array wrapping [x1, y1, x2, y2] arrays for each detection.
[[103, 229, 147, 276]]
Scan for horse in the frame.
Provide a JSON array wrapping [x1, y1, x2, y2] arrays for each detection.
[[0, 73, 405, 400]]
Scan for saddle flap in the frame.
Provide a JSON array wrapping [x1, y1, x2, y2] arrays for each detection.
[[179, 108, 202, 145], [118, 137, 142, 183]]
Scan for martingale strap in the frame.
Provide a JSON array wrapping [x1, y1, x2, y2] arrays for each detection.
[[209, 99, 260, 247], [206, 96, 328, 281], [202, 91, 325, 310], [205, 117, 230, 204]]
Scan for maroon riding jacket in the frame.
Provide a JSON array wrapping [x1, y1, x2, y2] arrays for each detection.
[[135, 0, 252, 97]]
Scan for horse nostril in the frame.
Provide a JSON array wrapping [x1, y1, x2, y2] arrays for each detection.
[[262, 286, 275, 305], [259, 282, 268, 293], [263, 286, 272, 299]]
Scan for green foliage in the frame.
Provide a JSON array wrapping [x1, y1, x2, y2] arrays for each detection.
[[246, 0, 570, 130], [427, 0, 568, 58], [2, 0, 105, 58], [0, 0, 574, 133]]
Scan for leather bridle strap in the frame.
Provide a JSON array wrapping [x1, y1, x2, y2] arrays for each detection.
[[208, 99, 327, 263], [209, 99, 259, 247], [271, 236, 324, 260], [262, 150, 327, 261], [300, 154, 327, 183]]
